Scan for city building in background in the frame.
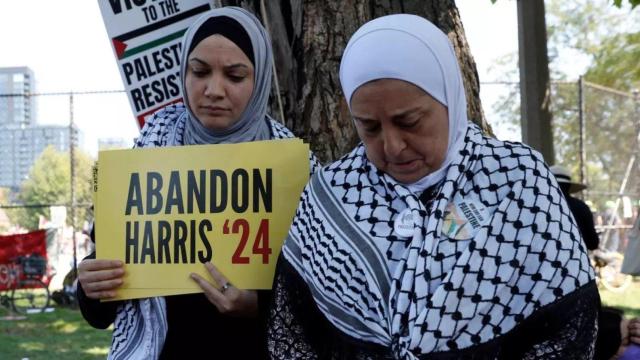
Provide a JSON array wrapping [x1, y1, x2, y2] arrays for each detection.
[[0, 125, 81, 190], [0, 66, 36, 127], [0, 66, 81, 190]]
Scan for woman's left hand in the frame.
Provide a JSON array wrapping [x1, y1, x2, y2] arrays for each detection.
[[629, 317, 640, 344], [190, 262, 258, 317]]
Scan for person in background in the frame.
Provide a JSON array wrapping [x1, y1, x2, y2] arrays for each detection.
[[621, 208, 640, 277], [550, 165, 600, 251], [602, 202, 622, 252], [77, 7, 317, 359], [268, 14, 599, 359]]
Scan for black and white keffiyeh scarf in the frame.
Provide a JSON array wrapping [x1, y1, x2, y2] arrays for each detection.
[[106, 6, 315, 359], [107, 104, 312, 360], [282, 123, 595, 359]]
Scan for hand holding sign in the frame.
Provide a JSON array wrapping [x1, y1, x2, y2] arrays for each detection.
[[78, 259, 125, 300], [190, 262, 258, 317]]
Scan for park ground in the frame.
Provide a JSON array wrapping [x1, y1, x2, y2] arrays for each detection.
[[1, 280, 639, 359]]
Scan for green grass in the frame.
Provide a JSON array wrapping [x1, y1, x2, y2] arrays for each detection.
[[599, 277, 640, 318], [0, 279, 636, 360], [0, 306, 111, 360]]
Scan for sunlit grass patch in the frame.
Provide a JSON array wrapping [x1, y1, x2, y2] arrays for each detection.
[[600, 277, 640, 318], [19, 341, 45, 351], [84, 346, 110, 356], [52, 319, 80, 334], [0, 307, 112, 359]]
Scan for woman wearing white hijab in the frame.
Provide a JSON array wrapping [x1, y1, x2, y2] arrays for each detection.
[[76, 7, 318, 359], [268, 14, 598, 359]]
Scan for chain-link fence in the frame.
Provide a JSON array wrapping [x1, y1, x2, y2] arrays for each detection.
[[2, 80, 639, 255], [0, 89, 135, 278], [490, 79, 640, 253], [577, 81, 639, 252], [0, 89, 135, 226]]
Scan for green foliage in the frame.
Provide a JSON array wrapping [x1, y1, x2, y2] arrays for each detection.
[[11, 146, 94, 231], [546, 0, 640, 89], [546, 0, 640, 210], [613, 0, 640, 8], [585, 32, 640, 90], [489, 0, 640, 210], [549, 82, 638, 211]]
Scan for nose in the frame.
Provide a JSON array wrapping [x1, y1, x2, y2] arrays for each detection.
[[204, 75, 224, 99], [382, 126, 406, 158]]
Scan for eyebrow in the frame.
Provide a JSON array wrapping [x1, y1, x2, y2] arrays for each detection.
[[225, 64, 250, 70], [188, 58, 250, 70], [353, 117, 377, 125], [353, 105, 424, 124], [390, 106, 424, 121]]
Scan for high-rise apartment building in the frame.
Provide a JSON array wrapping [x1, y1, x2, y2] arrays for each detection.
[[0, 67, 82, 190], [0, 67, 36, 127], [0, 125, 81, 189]]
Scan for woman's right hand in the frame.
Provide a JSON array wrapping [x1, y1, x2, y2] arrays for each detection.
[[77, 259, 125, 300]]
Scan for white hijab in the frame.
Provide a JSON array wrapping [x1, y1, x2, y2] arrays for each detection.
[[339, 14, 468, 192], [281, 13, 593, 358]]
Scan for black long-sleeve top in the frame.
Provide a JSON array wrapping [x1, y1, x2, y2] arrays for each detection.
[[565, 195, 600, 251], [77, 252, 271, 359]]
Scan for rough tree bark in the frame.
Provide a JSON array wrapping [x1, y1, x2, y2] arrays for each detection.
[[220, 0, 489, 163]]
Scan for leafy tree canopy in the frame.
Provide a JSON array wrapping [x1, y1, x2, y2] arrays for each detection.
[[613, 0, 640, 8], [11, 146, 94, 231], [488, 0, 640, 211], [585, 32, 640, 90], [546, 0, 640, 89]]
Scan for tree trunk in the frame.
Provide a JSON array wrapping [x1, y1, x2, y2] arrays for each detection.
[[221, 0, 488, 163], [517, 0, 555, 164]]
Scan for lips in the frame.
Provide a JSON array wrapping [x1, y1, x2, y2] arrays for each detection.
[[200, 105, 230, 116], [202, 105, 229, 111], [388, 159, 421, 173]]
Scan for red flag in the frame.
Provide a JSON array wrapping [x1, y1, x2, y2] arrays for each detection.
[[0, 230, 47, 290]]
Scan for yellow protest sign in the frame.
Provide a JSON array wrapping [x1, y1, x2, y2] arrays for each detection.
[[95, 139, 309, 300]]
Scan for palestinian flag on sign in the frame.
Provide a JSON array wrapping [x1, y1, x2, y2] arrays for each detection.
[[112, 4, 210, 59]]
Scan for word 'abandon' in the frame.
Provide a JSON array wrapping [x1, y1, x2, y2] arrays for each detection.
[[125, 168, 272, 215]]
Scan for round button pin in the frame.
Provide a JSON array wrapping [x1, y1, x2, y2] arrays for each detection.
[[394, 208, 415, 238]]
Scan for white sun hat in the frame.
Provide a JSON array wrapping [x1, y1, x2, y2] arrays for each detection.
[[550, 165, 587, 193]]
